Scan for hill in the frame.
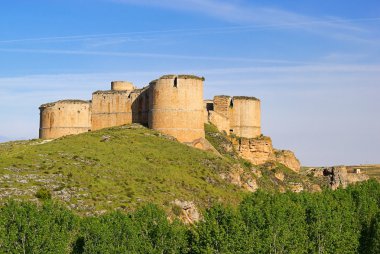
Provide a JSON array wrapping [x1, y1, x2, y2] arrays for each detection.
[[0, 124, 325, 217]]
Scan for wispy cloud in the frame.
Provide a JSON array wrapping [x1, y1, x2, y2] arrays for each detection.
[[109, 0, 380, 43], [0, 48, 306, 64], [0, 10, 378, 48]]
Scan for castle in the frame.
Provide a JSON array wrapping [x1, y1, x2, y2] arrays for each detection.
[[39, 74, 261, 149]]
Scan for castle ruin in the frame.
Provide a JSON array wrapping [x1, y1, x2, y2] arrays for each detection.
[[39, 74, 261, 148]]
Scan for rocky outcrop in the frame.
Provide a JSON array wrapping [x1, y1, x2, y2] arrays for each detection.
[[233, 136, 274, 165], [289, 182, 304, 193], [323, 166, 369, 190], [274, 150, 301, 172], [232, 136, 301, 172], [171, 200, 200, 224], [219, 166, 258, 193]]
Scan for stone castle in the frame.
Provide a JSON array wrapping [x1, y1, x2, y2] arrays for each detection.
[[39, 74, 261, 149], [39, 74, 373, 180]]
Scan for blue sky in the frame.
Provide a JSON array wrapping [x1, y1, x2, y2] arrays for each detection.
[[0, 0, 379, 166]]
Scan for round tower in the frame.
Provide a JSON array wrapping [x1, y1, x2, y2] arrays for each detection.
[[148, 74, 205, 143], [230, 96, 261, 138], [111, 81, 135, 91], [39, 100, 91, 139]]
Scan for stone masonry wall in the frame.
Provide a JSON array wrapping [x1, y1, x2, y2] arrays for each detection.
[[213, 96, 231, 118], [91, 91, 135, 131], [148, 75, 205, 143], [39, 100, 91, 139], [230, 97, 261, 138]]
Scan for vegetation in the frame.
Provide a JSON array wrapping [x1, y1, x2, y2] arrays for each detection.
[[0, 180, 379, 253], [35, 187, 52, 200], [0, 125, 247, 215], [0, 124, 326, 215], [204, 123, 325, 192]]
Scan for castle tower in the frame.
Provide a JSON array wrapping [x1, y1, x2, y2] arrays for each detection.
[[230, 96, 261, 138], [148, 74, 205, 143], [111, 81, 135, 91], [39, 100, 91, 139], [91, 81, 136, 131]]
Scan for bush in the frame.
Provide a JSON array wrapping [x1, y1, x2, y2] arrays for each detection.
[[35, 187, 52, 200]]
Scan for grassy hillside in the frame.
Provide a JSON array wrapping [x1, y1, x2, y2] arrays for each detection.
[[0, 125, 246, 215], [0, 124, 325, 216]]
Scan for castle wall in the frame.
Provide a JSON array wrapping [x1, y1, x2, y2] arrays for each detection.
[[91, 90, 134, 131], [209, 111, 230, 134], [131, 88, 149, 125], [213, 95, 232, 118], [39, 100, 91, 139], [230, 97, 261, 138], [148, 75, 204, 143]]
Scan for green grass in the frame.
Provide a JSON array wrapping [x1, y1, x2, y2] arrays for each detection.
[[0, 125, 246, 215], [0, 123, 331, 216]]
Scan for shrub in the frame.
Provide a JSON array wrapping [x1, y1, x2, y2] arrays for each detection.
[[35, 187, 52, 200]]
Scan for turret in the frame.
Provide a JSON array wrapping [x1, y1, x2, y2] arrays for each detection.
[[39, 100, 91, 139], [148, 74, 205, 143], [230, 96, 261, 138]]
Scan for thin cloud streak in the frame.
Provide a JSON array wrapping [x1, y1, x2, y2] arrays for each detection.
[[0, 48, 307, 64], [0, 17, 379, 45], [110, 0, 380, 42], [1, 62, 380, 79]]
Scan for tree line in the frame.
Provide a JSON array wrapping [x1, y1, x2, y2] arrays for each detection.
[[1, 180, 380, 253]]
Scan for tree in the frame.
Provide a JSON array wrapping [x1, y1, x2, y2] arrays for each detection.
[[367, 212, 380, 254], [190, 204, 249, 253], [240, 191, 308, 254], [0, 201, 78, 254]]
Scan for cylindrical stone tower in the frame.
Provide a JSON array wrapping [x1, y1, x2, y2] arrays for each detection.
[[148, 74, 205, 143], [39, 100, 91, 139], [230, 96, 261, 138], [111, 81, 135, 91]]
